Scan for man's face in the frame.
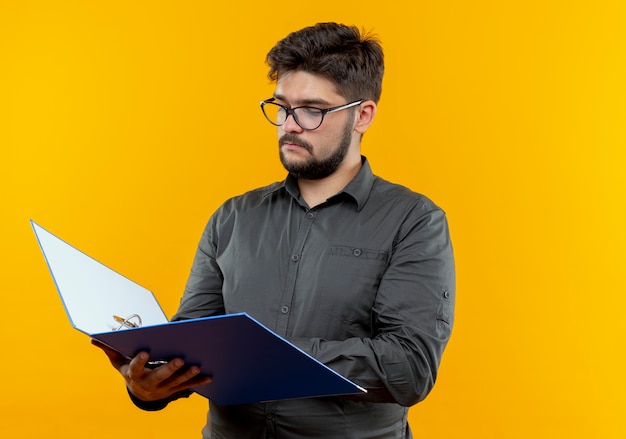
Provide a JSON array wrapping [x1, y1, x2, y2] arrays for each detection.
[[273, 71, 358, 180]]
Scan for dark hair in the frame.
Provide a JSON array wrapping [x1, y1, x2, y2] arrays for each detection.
[[266, 22, 384, 103]]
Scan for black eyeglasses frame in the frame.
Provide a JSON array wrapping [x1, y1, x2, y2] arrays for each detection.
[[259, 98, 364, 130]]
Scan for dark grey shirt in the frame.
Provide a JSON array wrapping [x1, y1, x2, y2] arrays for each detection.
[[171, 157, 455, 438]]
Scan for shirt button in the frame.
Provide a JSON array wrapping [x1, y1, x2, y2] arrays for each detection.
[[291, 254, 299, 262], [281, 305, 289, 314], [443, 290, 450, 299], [306, 212, 315, 219], [353, 248, 362, 257]]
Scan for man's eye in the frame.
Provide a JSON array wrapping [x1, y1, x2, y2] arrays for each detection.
[[300, 107, 322, 116]]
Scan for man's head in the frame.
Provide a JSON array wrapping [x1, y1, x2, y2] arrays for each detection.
[[264, 23, 383, 181], [266, 22, 384, 104]]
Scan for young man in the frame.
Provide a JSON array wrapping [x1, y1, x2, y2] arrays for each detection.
[[95, 22, 455, 438]]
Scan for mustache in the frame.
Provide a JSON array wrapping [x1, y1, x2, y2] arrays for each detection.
[[279, 134, 313, 154]]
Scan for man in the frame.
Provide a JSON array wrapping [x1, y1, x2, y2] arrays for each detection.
[[94, 22, 455, 438]]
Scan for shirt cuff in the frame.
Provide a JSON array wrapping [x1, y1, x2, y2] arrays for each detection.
[[127, 387, 193, 411]]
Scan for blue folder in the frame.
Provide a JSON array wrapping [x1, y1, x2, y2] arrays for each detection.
[[31, 220, 366, 405]]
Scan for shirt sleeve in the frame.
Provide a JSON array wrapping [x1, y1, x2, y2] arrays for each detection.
[[172, 212, 226, 321], [127, 388, 193, 411], [291, 207, 455, 407]]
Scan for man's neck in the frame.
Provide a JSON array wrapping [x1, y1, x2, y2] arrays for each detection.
[[298, 155, 362, 208]]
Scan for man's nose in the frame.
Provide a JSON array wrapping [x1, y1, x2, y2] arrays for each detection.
[[282, 112, 304, 133]]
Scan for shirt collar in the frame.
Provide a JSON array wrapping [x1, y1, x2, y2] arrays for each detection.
[[279, 156, 375, 211], [337, 156, 375, 211]]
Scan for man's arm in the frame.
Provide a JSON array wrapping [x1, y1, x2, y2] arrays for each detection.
[[92, 212, 224, 410], [172, 212, 226, 321], [92, 214, 224, 410]]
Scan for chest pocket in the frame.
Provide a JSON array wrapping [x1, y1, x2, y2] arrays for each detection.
[[313, 245, 390, 332], [329, 245, 389, 260]]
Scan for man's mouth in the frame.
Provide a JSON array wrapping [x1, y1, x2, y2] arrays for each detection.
[[279, 135, 312, 153], [284, 141, 303, 148]]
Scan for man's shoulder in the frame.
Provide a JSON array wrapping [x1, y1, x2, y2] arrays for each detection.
[[220, 180, 286, 211], [370, 175, 440, 213]]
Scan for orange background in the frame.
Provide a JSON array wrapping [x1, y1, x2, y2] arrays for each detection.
[[1, 1, 624, 437]]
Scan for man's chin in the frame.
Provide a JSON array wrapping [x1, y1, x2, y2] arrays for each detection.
[[280, 153, 312, 172], [281, 162, 312, 176]]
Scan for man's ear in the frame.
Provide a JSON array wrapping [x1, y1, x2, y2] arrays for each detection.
[[354, 100, 377, 134]]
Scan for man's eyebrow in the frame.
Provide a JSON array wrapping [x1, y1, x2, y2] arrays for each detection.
[[273, 94, 331, 106]]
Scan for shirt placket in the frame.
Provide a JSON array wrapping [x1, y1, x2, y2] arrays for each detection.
[[275, 209, 317, 337]]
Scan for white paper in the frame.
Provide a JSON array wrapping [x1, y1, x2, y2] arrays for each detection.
[[32, 221, 168, 335]]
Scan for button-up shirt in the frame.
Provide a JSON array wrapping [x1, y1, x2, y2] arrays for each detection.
[[170, 157, 455, 438]]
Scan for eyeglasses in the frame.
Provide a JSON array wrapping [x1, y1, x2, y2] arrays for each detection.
[[260, 98, 364, 130]]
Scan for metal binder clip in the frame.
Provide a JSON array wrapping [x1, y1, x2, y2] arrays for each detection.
[[113, 314, 142, 330]]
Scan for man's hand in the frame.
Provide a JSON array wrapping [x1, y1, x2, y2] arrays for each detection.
[[91, 339, 212, 402]]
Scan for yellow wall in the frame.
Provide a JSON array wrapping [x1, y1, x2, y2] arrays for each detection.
[[1, 1, 624, 437]]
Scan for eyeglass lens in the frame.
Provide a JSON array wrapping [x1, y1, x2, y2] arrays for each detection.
[[262, 103, 324, 130]]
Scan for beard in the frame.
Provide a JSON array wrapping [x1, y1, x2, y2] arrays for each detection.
[[278, 120, 353, 180]]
